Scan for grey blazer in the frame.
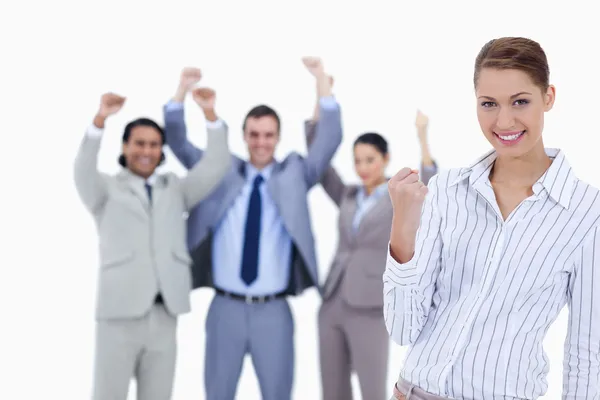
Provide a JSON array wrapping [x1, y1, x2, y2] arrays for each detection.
[[163, 101, 343, 295], [305, 121, 437, 307], [73, 123, 230, 319]]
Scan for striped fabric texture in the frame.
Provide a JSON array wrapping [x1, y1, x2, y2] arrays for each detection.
[[384, 148, 600, 400]]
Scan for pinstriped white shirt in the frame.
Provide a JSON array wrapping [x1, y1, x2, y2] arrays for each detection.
[[383, 148, 600, 400]]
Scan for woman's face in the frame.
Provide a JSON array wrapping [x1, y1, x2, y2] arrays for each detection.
[[475, 68, 555, 159], [353, 143, 388, 189]]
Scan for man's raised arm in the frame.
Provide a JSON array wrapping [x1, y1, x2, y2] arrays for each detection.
[[300, 57, 343, 188], [74, 93, 126, 214], [163, 67, 205, 169], [181, 87, 232, 209]]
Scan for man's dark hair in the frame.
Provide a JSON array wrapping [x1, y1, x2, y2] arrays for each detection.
[[242, 105, 281, 133], [118, 118, 166, 167]]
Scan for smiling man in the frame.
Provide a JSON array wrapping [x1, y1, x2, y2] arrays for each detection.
[[163, 58, 343, 400], [74, 88, 231, 400]]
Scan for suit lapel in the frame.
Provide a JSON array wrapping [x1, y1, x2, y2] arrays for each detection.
[[356, 192, 390, 236], [341, 187, 359, 240], [117, 170, 150, 218], [217, 159, 246, 219], [266, 161, 284, 208], [150, 175, 168, 209]]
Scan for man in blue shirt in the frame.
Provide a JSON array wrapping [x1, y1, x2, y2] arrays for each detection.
[[163, 59, 343, 400]]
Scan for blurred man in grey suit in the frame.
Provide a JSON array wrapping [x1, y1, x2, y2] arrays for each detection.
[[163, 58, 342, 400], [74, 87, 231, 400]]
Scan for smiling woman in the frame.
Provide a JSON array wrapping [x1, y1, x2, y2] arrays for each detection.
[[384, 37, 600, 400], [474, 38, 555, 164]]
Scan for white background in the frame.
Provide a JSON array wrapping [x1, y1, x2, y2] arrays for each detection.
[[1, 0, 599, 398]]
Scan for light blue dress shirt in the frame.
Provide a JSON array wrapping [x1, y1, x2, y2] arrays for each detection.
[[212, 162, 293, 295]]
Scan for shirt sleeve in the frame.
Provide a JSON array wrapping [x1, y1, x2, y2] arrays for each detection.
[[562, 226, 600, 399], [383, 174, 444, 346]]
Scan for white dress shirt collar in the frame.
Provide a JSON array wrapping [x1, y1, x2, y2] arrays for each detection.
[[449, 147, 575, 209]]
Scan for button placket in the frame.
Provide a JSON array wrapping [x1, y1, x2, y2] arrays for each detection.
[[441, 224, 507, 384]]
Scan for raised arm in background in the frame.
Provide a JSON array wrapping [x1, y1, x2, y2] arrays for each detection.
[[299, 57, 343, 189], [73, 93, 126, 214], [415, 110, 438, 186], [180, 87, 231, 209], [163, 67, 210, 169], [304, 75, 345, 206]]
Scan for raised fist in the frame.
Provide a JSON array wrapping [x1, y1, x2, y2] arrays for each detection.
[[302, 56, 325, 77], [98, 93, 126, 118], [388, 167, 428, 235], [192, 87, 216, 110], [415, 110, 429, 129], [179, 67, 202, 90]]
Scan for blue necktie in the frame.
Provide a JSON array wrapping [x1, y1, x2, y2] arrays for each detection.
[[144, 182, 152, 204], [241, 174, 263, 285]]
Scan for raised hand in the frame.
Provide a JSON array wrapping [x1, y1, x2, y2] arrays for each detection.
[[179, 67, 202, 91], [97, 93, 126, 118], [388, 167, 428, 237], [192, 87, 216, 111], [302, 56, 325, 78], [415, 110, 429, 129]]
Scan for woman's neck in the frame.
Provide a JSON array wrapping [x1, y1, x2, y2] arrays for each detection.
[[365, 176, 387, 196], [490, 144, 552, 188]]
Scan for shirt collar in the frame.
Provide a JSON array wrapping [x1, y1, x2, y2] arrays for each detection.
[[449, 148, 576, 209], [245, 161, 275, 183], [125, 168, 157, 185], [357, 181, 388, 203]]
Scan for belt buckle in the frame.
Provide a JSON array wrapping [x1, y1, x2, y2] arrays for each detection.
[[245, 294, 253, 304]]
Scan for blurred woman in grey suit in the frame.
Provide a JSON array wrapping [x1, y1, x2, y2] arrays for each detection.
[[305, 82, 437, 400]]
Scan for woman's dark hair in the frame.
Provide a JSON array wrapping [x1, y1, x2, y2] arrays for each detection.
[[118, 118, 166, 167], [353, 132, 388, 155]]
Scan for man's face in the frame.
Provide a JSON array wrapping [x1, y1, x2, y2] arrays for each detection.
[[243, 116, 280, 169], [122, 126, 163, 178]]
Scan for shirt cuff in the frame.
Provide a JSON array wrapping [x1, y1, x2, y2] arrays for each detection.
[[206, 119, 224, 130], [165, 100, 184, 111], [386, 244, 419, 286], [86, 124, 104, 138], [319, 96, 339, 109]]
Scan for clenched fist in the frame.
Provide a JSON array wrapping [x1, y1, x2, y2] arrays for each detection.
[[415, 110, 429, 129], [388, 167, 428, 236], [302, 56, 325, 77], [179, 67, 202, 91], [192, 87, 216, 111], [98, 93, 126, 118]]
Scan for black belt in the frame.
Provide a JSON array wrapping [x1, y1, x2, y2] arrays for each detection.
[[215, 288, 286, 304]]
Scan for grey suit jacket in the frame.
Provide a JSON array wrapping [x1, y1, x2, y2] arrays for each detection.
[[305, 121, 437, 307], [163, 101, 343, 295], [74, 123, 230, 319]]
